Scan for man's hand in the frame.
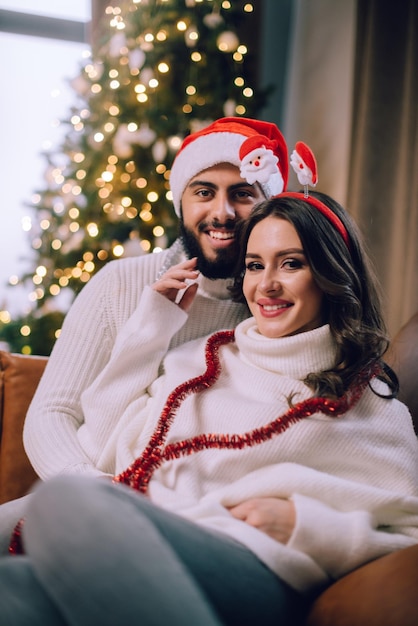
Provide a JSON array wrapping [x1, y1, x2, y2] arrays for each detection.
[[152, 258, 199, 312], [228, 497, 296, 544]]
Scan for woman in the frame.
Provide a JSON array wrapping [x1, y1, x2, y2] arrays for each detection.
[[2, 191, 418, 626]]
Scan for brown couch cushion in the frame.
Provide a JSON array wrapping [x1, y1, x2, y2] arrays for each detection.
[[306, 544, 418, 626], [0, 351, 47, 503]]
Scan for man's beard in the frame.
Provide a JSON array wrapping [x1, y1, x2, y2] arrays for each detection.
[[179, 221, 239, 280]]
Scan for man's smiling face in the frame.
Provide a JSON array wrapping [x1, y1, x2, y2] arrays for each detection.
[[180, 163, 265, 279]]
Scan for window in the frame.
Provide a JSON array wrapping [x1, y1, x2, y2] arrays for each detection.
[[0, 1, 91, 315]]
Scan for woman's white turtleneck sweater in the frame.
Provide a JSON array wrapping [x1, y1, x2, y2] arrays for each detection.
[[26, 286, 418, 593]]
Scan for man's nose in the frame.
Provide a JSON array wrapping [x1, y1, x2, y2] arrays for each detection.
[[210, 194, 236, 221]]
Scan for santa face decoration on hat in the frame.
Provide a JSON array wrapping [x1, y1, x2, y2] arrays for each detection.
[[169, 117, 289, 216], [239, 134, 286, 196]]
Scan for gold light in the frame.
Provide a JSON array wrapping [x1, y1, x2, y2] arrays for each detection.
[[0, 310, 11, 323], [113, 244, 124, 257], [153, 225, 164, 237]]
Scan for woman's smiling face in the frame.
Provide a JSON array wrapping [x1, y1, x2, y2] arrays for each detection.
[[242, 216, 324, 338]]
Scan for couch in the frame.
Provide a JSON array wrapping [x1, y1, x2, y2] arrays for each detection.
[[1, 311, 418, 625]]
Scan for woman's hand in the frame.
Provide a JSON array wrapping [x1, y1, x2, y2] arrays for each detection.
[[228, 497, 296, 545], [152, 258, 199, 312]]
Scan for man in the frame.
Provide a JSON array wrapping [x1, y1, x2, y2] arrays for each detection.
[[0, 116, 288, 552]]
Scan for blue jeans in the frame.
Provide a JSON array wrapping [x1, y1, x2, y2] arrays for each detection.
[[0, 476, 306, 625]]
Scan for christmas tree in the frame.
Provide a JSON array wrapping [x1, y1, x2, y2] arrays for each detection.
[[0, 0, 269, 355]]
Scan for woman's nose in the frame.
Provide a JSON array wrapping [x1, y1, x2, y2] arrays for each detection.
[[259, 271, 281, 294]]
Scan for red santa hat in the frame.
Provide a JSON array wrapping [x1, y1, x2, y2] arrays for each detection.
[[170, 117, 288, 216]]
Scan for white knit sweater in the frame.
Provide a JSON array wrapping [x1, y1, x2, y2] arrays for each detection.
[[24, 244, 249, 478], [27, 285, 418, 593]]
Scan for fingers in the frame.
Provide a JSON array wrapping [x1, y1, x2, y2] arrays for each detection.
[[155, 258, 199, 287], [178, 282, 198, 312], [161, 257, 198, 278], [228, 498, 296, 544], [153, 258, 199, 301], [228, 501, 250, 520]]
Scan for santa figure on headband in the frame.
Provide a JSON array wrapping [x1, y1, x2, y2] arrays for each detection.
[[290, 141, 318, 188], [239, 134, 285, 193]]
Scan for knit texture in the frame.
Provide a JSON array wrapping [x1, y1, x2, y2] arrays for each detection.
[[23, 245, 248, 479]]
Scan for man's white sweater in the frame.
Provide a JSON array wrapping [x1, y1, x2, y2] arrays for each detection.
[[25, 285, 418, 593], [24, 246, 248, 478]]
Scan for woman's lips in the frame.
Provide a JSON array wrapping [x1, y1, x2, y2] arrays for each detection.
[[257, 300, 292, 317]]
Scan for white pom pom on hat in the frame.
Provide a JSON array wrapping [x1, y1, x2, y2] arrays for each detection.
[[169, 117, 288, 216]]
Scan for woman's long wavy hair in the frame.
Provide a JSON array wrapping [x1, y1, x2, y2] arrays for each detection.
[[230, 191, 398, 399]]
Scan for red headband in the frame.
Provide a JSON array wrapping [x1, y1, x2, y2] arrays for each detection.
[[278, 192, 351, 250], [286, 142, 351, 250]]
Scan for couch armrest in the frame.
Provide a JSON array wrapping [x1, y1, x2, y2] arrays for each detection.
[[0, 351, 47, 503], [385, 311, 418, 435], [305, 544, 418, 626]]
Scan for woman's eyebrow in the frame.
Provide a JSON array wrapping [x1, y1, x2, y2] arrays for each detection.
[[245, 248, 305, 259]]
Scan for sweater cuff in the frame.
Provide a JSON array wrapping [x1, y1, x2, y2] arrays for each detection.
[[112, 285, 188, 352], [288, 493, 378, 578]]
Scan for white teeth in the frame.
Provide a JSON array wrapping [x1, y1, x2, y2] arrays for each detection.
[[262, 304, 289, 311], [209, 231, 234, 240]]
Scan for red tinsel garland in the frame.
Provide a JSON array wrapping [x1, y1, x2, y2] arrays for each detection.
[[9, 329, 376, 555], [113, 330, 374, 493]]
